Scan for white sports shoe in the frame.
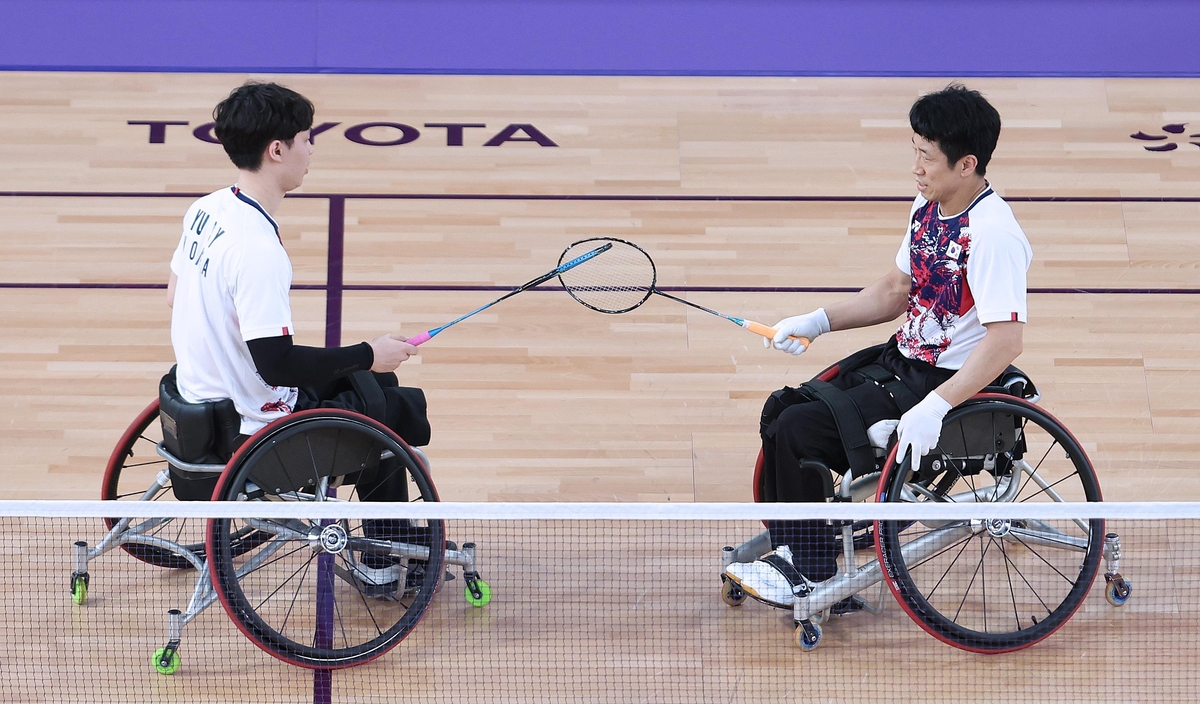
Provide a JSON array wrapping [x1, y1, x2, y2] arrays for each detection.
[[724, 545, 809, 608]]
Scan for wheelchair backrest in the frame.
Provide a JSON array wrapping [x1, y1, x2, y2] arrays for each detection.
[[159, 367, 242, 465]]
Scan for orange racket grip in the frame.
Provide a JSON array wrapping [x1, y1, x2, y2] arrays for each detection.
[[742, 320, 811, 347]]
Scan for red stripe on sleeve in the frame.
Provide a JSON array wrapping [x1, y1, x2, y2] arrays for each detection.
[[283, 326, 290, 335], [1010, 313, 1018, 322]]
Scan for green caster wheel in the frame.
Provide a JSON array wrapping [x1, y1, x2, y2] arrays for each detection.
[[70, 575, 89, 605], [465, 579, 492, 608], [153, 647, 181, 675]]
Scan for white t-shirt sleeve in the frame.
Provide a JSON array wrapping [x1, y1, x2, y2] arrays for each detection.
[[967, 226, 1032, 324], [895, 231, 912, 275], [230, 241, 295, 341], [894, 196, 925, 275]]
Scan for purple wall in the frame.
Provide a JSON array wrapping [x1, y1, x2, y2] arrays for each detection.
[[3, 0, 1198, 76]]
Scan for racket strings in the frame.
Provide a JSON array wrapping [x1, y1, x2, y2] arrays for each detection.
[[558, 239, 656, 314]]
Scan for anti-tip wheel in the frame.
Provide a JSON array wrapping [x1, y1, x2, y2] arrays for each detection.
[[720, 577, 747, 607], [152, 647, 181, 675], [1105, 576, 1132, 607], [465, 579, 492, 608], [795, 621, 822, 651]]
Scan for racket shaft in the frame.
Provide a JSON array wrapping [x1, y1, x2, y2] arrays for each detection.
[[411, 243, 612, 346]]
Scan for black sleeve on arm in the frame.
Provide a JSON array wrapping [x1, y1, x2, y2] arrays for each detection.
[[246, 335, 374, 388]]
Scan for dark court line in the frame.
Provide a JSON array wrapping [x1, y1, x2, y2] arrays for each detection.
[[4, 283, 1199, 295], [4, 191, 1200, 203]]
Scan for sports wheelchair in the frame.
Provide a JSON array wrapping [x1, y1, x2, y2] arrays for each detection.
[[720, 355, 1132, 653], [71, 370, 491, 674]]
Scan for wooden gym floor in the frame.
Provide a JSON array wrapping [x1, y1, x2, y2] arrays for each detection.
[[1, 72, 1199, 702]]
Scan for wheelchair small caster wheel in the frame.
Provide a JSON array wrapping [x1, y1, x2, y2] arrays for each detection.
[[465, 578, 492, 608], [794, 621, 822, 651], [153, 647, 181, 675], [70, 573, 89, 605], [720, 577, 746, 607], [1105, 574, 1132, 607]]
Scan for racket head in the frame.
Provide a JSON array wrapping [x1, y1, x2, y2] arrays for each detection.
[[556, 237, 656, 314]]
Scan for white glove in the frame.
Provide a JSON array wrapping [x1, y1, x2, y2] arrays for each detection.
[[765, 308, 830, 355], [896, 391, 952, 464]]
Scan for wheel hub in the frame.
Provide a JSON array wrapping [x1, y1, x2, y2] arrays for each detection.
[[319, 524, 349, 553], [984, 518, 1011, 537]]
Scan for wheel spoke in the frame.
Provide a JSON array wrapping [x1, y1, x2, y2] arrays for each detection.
[[997, 536, 1056, 616], [999, 536, 1021, 631], [952, 535, 990, 623], [275, 554, 316, 638], [920, 532, 976, 602], [1008, 531, 1079, 586]]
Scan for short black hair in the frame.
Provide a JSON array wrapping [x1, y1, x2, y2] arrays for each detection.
[[909, 84, 1001, 177], [213, 82, 314, 171]]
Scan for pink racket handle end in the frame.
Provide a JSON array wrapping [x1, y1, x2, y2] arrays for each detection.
[[406, 331, 433, 346], [742, 320, 810, 347]]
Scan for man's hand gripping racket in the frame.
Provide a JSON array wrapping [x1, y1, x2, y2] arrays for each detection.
[[406, 242, 612, 346], [555, 237, 815, 349]]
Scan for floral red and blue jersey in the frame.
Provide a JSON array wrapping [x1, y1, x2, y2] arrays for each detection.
[[894, 187, 1032, 369]]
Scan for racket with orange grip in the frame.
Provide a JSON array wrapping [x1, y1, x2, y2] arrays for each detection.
[[555, 237, 810, 348]]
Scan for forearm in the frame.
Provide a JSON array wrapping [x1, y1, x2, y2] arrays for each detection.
[[246, 335, 374, 388], [932, 321, 1024, 407], [824, 268, 909, 332]]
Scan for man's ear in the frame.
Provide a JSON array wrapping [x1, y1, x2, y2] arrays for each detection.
[[958, 154, 979, 177], [265, 139, 284, 164]]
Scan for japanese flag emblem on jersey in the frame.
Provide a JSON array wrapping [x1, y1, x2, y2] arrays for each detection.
[[946, 241, 963, 261]]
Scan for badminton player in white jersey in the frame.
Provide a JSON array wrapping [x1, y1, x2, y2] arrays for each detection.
[[726, 85, 1033, 608], [167, 82, 428, 586]]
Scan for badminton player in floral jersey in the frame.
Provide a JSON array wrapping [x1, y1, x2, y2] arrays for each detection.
[[725, 85, 1033, 608]]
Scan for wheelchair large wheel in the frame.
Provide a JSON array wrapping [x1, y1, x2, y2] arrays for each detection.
[[102, 399, 209, 568], [875, 395, 1104, 653], [206, 409, 445, 669], [102, 400, 263, 568]]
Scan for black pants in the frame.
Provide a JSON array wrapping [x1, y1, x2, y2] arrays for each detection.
[[296, 372, 431, 561], [294, 370, 430, 503], [762, 340, 952, 581]]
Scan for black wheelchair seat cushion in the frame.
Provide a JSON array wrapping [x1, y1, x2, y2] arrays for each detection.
[[159, 366, 242, 500]]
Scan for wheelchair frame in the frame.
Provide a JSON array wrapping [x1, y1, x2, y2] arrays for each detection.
[[71, 401, 492, 674], [721, 381, 1133, 652]]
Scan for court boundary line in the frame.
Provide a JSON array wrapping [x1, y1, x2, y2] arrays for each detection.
[[6, 191, 1200, 203], [8, 189, 1200, 345], [4, 283, 1199, 295]]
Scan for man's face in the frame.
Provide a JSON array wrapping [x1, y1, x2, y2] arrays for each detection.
[[278, 129, 313, 191], [911, 134, 959, 204]]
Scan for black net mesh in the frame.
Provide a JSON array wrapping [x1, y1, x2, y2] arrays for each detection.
[[0, 512, 1191, 703]]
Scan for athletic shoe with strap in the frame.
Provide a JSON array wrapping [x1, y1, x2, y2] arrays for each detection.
[[723, 545, 813, 608]]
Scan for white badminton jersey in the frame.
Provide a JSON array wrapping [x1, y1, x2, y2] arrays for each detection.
[[894, 186, 1032, 370], [170, 186, 297, 434]]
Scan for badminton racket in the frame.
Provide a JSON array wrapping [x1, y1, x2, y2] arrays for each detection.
[[406, 242, 612, 346], [556, 237, 809, 347]]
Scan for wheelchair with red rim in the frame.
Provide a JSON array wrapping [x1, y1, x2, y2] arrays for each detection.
[[720, 353, 1132, 652], [72, 369, 491, 674]]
